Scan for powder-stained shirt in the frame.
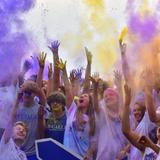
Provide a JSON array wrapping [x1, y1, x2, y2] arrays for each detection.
[[63, 102, 89, 157], [0, 134, 27, 160], [45, 112, 67, 144], [16, 101, 39, 156]]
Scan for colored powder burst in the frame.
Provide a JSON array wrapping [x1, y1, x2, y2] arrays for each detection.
[[61, 0, 118, 77], [84, 0, 104, 10], [85, 0, 118, 75], [0, 0, 36, 84], [128, 13, 158, 42], [119, 27, 128, 44], [124, 0, 160, 91]]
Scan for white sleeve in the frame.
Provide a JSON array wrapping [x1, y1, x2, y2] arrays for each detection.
[[67, 101, 77, 117], [136, 112, 156, 136]]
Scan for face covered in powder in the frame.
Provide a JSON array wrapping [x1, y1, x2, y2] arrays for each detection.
[[103, 88, 119, 107], [12, 122, 27, 142], [77, 93, 90, 108], [133, 102, 145, 123]]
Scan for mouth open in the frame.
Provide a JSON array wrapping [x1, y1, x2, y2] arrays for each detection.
[[79, 99, 84, 103]]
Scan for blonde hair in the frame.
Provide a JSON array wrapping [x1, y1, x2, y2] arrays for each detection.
[[14, 121, 28, 133]]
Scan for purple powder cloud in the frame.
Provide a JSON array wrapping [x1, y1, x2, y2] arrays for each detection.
[[128, 13, 158, 42], [0, 0, 36, 83]]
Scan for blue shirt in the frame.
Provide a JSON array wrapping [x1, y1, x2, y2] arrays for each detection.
[[45, 113, 66, 144]]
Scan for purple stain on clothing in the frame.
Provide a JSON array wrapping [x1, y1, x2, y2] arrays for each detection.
[[0, 0, 36, 83], [128, 13, 158, 42]]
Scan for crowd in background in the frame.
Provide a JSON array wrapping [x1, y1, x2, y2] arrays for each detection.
[[0, 39, 160, 160]]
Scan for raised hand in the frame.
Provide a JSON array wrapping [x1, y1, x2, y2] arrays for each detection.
[[85, 47, 92, 64], [75, 68, 83, 80], [124, 83, 131, 106], [114, 70, 122, 88], [37, 52, 47, 68], [48, 63, 53, 79], [89, 75, 100, 87], [70, 68, 83, 83], [48, 40, 60, 53], [55, 58, 66, 70], [138, 135, 152, 148], [92, 72, 100, 81], [70, 69, 77, 83], [22, 59, 32, 73]]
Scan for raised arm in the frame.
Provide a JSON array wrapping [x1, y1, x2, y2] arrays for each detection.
[[89, 75, 100, 113], [114, 70, 123, 118], [83, 47, 92, 93], [47, 63, 53, 97], [36, 52, 47, 88], [122, 84, 145, 152], [145, 84, 160, 123], [38, 105, 45, 139], [119, 41, 131, 84], [56, 59, 73, 109], [49, 40, 60, 91], [3, 90, 22, 143], [143, 69, 160, 123]]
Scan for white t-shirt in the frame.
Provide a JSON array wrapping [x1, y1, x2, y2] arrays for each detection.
[[95, 104, 127, 160], [63, 102, 89, 157], [157, 152, 160, 160], [0, 135, 27, 160], [143, 147, 157, 160], [130, 112, 156, 160]]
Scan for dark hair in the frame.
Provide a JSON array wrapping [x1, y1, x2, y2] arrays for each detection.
[[134, 102, 146, 113], [47, 91, 66, 107], [76, 93, 96, 137]]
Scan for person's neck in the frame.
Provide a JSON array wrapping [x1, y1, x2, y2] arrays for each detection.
[[53, 111, 64, 119], [14, 139, 23, 147], [106, 103, 118, 112], [78, 107, 88, 114]]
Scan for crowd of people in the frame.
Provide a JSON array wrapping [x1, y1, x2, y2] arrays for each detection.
[[0, 39, 160, 160]]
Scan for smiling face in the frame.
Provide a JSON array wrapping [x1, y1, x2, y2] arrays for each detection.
[[77, 93, 90, 108], [103, 88, 118, 107], [12, 123, 27, 142], [50, 102, 63, 114], [133, 103, 145, 123]]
